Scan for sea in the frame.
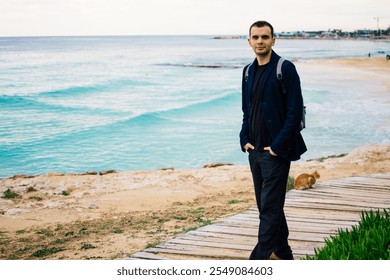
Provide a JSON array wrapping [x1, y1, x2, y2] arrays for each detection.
[[1, 36, 389, 178]]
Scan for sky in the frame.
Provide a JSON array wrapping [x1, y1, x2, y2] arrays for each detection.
[[0, 0, 389, 36]]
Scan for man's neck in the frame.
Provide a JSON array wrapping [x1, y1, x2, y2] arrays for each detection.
[[256, 52, 272, 66]]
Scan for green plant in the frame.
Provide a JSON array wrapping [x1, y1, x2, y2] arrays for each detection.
[[81, 243, 96, 250], [61, 191, 70, 196], [1, 189, 20, 199], [31, 247, 64, 258], [173, 215, 187, 221], [112, 228, 123, 234], [35, 229, 53, 237], [305, 209, 390, 260], [193, 216, 212, 227], [228, 199, 239, 204], [29, 196, 43, 201], [188, 207, 204, 215], [145, 240, 161, 249], [286, 176, 295, 192], [0, 231, 10, 246]]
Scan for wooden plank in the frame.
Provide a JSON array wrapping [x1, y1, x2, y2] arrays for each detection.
[[285, 199, 389, 210], [224, 209, 376, 225], [288, 188, 389, 200], [178, 232, 257, 246], [142, 249, 210, 260], [320, 182, 390, 191], [165, 238, 254, 251], [286, 216, 357, 227], [230, 208, 362, 222], [149, 245, 316, 260], [180, 229, 325, 249], [369, 174, 390, 179], [290, 191, 390, 203], [148, 243, 315, 259], [315, 178, 390, 188], [284, 201, 382, 212], [151, 244, 250, 260], [288, 188, 390, 201], [340, 176, 390, 184], [218, 219, 352, 233], [130, 252, 171, 260], [129, 173, 390, 260], [320, 186, 390, 194], [285, 209, 360, 220], [321, 178, 390, 186], [197, 222, 341, 237], [196, 224, 330, 242], [177, 232, 324, 256], [131, 242, 310, 260]]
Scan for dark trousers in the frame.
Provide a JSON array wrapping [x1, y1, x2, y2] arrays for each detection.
[[248, 150, 293, 260]]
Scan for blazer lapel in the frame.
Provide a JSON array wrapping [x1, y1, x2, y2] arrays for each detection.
[[245, 59, 257, 106]]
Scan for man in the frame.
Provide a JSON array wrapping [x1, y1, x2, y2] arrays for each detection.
[[239, 21, 307, 260]]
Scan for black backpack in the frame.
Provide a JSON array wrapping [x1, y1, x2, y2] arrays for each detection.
[[244, 57, 306, 131]]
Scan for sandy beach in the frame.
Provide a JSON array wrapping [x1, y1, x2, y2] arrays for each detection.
[[1, 56, 389, 260]]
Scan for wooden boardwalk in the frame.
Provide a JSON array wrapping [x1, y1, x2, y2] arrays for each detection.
[[129, 173, 390, 260]]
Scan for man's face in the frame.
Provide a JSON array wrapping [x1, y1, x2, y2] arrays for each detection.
[[248, 26, 275, 57]]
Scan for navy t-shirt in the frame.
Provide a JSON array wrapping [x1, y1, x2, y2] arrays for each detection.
[[249, 62, 271, 150]]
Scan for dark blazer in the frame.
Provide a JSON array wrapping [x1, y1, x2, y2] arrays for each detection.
[[239, 50, 307, 161]]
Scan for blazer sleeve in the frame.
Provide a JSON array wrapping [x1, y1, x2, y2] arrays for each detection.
[[239, 64, 251, 152]]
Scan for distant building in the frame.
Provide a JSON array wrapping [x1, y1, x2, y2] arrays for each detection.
[[275, 27, 389, 40], [321, 31, 339, 39]]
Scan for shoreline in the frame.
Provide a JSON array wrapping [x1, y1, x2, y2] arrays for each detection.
[[0, 150, 374, 181], [1, 56, 390, 259]]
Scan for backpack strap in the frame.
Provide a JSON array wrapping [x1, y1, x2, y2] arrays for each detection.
[[277, 57, 306, 130], [244, 62, 253, 82], [246, 57, 285, 84], [277, 57, 285, 80], [277, 57, 287, 95]]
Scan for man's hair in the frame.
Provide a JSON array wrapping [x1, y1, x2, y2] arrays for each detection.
[[249, 21, 274, 37]]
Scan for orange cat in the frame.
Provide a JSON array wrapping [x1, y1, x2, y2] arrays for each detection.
[[294, 171, 320, 190]]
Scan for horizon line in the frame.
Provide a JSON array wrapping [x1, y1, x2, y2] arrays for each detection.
[[1, 29, 387, 39]]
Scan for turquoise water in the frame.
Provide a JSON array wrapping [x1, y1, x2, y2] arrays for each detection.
[[1, 36, 389, 177]]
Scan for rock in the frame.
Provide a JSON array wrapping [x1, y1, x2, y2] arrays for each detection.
[[158, 167, 175, 171], [80, 171, 98, 175], [8, 174, 29, 180], [26, 187, 37, 193], [99, 170, 117, 175], [203, 163, 233, 168], [46, 172, 65, 177]]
